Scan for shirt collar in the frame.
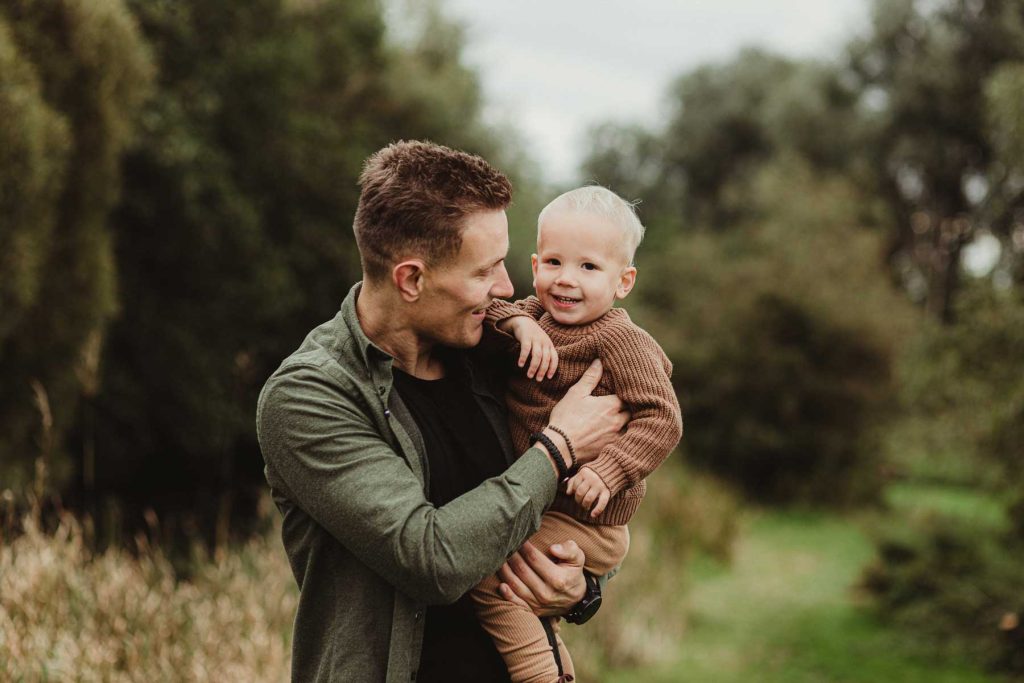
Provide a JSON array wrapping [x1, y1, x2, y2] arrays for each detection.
[[336, 281, 495, 400], [337, 281, 393, 371]]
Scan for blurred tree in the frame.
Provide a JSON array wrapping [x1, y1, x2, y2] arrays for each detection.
[[0, 0, 152, 493], [85, 0, 540, 537], [895, 283, 1024, 486], [984, 61, 1024, 284], [629, 160, 914, 505], [582, 49, 868, 235], [846, 0, 1024, 320]]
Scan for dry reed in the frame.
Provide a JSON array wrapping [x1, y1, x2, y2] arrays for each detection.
[[1, 507, 296, 682]]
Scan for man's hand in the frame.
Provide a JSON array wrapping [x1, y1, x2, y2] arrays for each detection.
[[548, 359, 628, 464], [566, 467, 611, 517], [498, 316, 558, 381], [496, 540, 586, 617]]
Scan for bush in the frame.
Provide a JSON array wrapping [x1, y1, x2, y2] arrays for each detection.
[[862, 512, 1024, 676], [562, 462, 739, 677], [885, 284, 1024, 487], [683, 292, 892, 504], [632, 160, 913, 505]]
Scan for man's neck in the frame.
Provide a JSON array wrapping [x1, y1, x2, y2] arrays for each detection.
[[356, 280, 444, 379]]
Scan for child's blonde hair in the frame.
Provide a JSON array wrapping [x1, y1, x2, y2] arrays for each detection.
[[537, 185, 645, 264]]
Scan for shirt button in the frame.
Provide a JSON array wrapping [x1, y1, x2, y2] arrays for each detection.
[[414, 610, 422, 621], [384, 409, 391, 417]]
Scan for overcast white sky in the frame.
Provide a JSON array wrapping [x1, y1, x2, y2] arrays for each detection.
[[437, 0, 871, 184]]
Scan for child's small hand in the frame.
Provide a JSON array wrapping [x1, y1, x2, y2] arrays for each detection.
[[500, 316, 558, 381], [565, 467, 611, 517]]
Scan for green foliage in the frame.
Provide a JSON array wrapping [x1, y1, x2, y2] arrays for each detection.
[[0, 19, 69, 344], [78, 0, 541, 527], [630, 161, 914, 505], [862, 513, 1024, 676], [0, 0, 542, 531], [887, 284, 1024, 487], [0, 0, 153, 492], [985, 62, 1024, 171], [846, 0, 1024, 318], [582, 49, 867, 235], [563, 463, 739, 677]]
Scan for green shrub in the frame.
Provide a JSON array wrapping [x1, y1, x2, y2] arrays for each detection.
[[886, 284, 1024, 487], [562, 462, 740, 677], [862, 513, 1024, 677], [633, 160, 913, 506]]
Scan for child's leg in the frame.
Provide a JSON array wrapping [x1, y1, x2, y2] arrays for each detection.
[[470, 512, 629, 683]]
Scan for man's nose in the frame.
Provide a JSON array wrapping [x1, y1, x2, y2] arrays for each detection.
[[492, 263, 514, 298]]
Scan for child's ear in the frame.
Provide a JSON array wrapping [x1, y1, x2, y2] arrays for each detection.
[[531, 254, 539, 290], [615, 266, 637, 300]]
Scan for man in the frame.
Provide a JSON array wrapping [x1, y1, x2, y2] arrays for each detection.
[[257, 140, 627, 682]]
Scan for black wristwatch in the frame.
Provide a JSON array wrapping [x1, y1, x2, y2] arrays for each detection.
[[564, 571, 602, 625]]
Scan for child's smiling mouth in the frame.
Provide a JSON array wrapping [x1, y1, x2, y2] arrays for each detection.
[[552, 295, 581, 307]]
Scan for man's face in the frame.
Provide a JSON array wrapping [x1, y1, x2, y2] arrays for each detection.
[[416, 209, 514, 348]]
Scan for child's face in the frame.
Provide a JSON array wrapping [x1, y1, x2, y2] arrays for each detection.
[[532, 209, 637, 326]]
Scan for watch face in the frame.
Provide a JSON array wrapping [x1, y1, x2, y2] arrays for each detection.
[[568, 592, 602, 624], [577, 594, 602, 624]]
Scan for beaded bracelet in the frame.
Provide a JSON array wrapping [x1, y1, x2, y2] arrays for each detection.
[[545, 424, 577, 471], [530, 431, 572, 483]]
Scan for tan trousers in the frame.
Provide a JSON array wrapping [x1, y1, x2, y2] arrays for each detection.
[[471, 511, 630, 683]]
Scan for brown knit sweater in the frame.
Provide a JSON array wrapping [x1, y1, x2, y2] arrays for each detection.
[[486, 296, 683, 526]]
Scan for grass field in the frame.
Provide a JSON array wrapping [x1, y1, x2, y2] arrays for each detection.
[[601, 494, 1003, 682], [4, 480, 1008, 681]]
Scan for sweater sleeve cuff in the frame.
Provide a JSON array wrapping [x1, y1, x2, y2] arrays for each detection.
[[585, 455, 631, 497], [486, 299, 531, 326]]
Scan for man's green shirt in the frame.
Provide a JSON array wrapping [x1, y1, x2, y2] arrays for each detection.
[[256, 283, 558, 682]]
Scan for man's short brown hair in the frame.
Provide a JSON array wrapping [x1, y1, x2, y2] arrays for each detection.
[[353, 140, 513, 281]]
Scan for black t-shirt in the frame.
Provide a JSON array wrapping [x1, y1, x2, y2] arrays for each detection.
[[391, 364, 513, 683]]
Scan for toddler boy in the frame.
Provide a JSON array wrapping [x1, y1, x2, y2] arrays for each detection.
[[472, 186, 683, 682]]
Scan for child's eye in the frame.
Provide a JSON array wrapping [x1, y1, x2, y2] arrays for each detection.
[[582, 262, 598, 271], [546, 258, 560, 266]]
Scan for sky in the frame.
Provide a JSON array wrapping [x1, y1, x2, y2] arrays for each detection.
[[437, 0, 872, 184]]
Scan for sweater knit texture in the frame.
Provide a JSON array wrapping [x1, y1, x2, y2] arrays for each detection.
[[487, 296, 683, 526]]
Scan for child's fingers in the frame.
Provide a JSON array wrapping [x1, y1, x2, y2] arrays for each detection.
[[565, 475, 577, 496], [518, 340, 531, 369], [526, 343, 543, 378], [591, 490, 610, 517], [547, 349, 559, 379], [581, 486, 599, 510], [536, 346, 552, 382], [572, 480, 590, 505]]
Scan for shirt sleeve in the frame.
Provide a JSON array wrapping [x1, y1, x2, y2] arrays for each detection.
[[257, 363, 558, 605], [587, 324, 683, 497]]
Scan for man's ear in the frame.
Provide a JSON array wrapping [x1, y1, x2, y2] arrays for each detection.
[[393, 259, 426, 302], [615, 266, 637, 300], [531, 254, 539, 289]]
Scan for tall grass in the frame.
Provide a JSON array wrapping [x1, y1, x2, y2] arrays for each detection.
[[1, 461, 737, 682], [0, 504, 297, 682]]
